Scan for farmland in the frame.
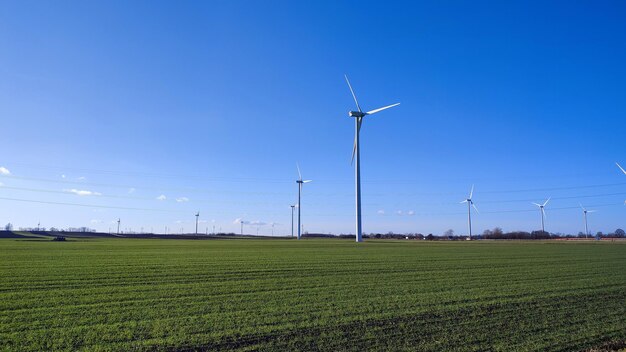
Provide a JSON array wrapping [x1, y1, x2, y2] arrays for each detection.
[[1, 237, 625, 351]]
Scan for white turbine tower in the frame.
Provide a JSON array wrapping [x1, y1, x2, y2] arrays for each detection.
[[296, 164, 311, 240], [460, 185, 479, 240], [290, 205, 296, 238], [344, 75, 400, 243], [532, 197, 551, 234], [579, 203, 596, 239]]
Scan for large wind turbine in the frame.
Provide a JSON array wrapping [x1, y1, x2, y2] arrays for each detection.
[[579, 203, 596, 239], [345, 75, 400, 242], [532, 197, 551, 234], [296, 164, 311, 240], [460, 185, 479, 240]]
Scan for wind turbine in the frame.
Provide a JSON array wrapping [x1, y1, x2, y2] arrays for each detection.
[[345, 75, 400, 242], [296, 164, 311, 240], [117, 218, 120, 235], [460, 185, 479, 240], [532, 197, 551, 234], [290, 205, 296, 238], [195, 211, 200, 235], [579, 203, 596, 239]]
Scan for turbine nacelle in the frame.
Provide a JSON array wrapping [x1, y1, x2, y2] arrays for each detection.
[[349, 111, 366, 118]]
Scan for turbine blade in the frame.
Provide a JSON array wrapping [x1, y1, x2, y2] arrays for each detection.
[[532, 202, 542, 207], [365, 103, 400, 115], [351, 118, 362, 165], [472, 202, 480, 214], [296, 163, 303, 181], [303, 180, 312, 183], [541, 207, 547, 220], [351, 136, 357, 165], [579, 203, 586, 211], [587, 210, 597, 213], [344, 74, 362, 112], [460, 200, 468, 204], [617, 162, 626, 175], [469, 184, 474, 199], [543, 197, 551, 207]]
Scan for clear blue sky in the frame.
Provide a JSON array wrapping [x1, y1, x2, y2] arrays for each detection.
[[1, 0, 625, 236]]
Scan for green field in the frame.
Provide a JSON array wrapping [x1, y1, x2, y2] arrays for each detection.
[[1, 237, 625, 351]]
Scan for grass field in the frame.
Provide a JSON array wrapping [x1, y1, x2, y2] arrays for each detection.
[[1, 237, 625, 351]]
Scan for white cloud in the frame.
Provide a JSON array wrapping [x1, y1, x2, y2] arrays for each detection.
[[0, 167, 11, 175], [175, 220, 184, 224], [0, 182, 3, 187], [128, 188, 136, 194], [61, 174, 66, 179], [156, 194, 167, 201], [377, 209, 385, 215], [407, 210, 415, 216], [90, 219, 102, 224], [250, 220, 267, 226], [396, 210, 403, 215], [77, 176, 86, 181], [176, 197, 189, 202], [64, 189, 102, 196]]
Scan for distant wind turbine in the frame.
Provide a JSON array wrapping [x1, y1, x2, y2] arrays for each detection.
[[296, 164, 312, 240], [460, 185, 479, 239], [579, 203, 596, 239], [117, 218, 121, 235], [290, 205, 296, 238], [345, 75, 400, 242], [532, 197, 551, 234], [195, 211, 200, 235]]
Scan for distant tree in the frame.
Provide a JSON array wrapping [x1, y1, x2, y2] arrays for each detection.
[[426, 234, 434, 240], [596, 231, 603, 238], [531, 230, 550, 239], [615, 229, 625, 237], [4, 223, 13, 231], [493, 227, 503, 236], [444, 229, 454, 237]]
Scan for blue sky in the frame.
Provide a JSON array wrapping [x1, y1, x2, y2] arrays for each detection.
[[1, 0, 625, 236]]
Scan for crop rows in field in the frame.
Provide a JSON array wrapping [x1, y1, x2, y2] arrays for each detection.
[[0, 239, 625, 351]]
